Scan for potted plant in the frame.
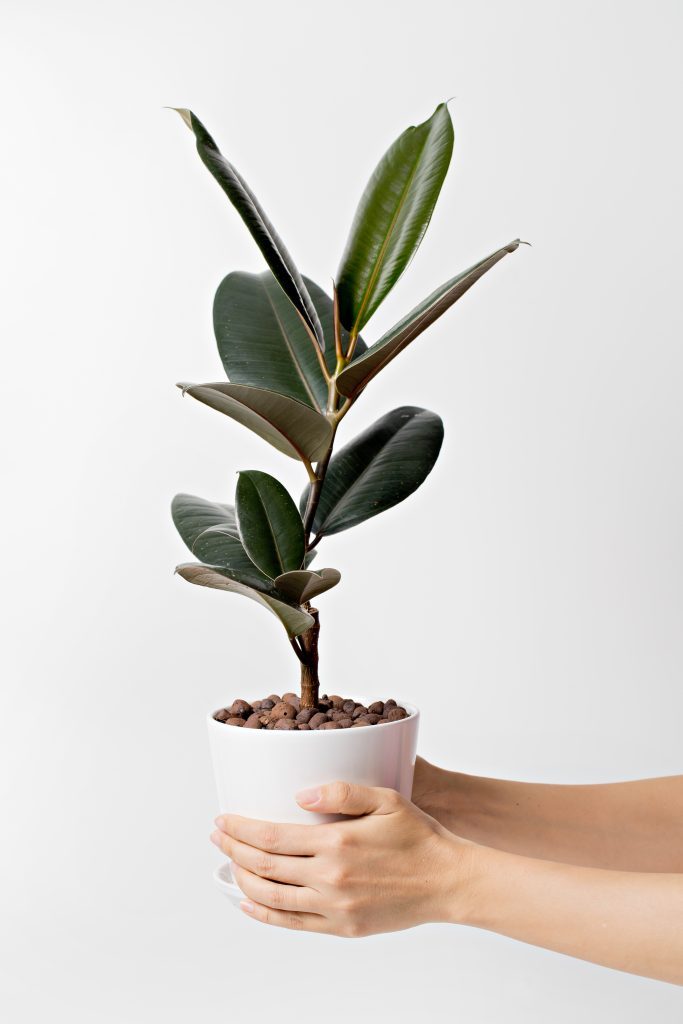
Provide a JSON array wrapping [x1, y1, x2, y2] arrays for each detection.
[[171, 103, 523, 886]]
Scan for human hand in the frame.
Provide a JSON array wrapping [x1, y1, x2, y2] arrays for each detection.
[[211, 781, 473, 936]]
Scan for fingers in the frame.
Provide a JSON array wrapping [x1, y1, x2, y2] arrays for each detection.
[[296, 781, 401, 817], [240, 899, 329, 933], [231, 862, 319, 914], [211, 831, 313, 886], [216, 814, 324, 855]]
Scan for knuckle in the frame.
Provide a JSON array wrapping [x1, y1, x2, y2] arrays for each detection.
[[382, 787, 402, 809], [331, 780, 352, 807], [329, 865, 351, 889], [337, 891, 362, 917], [328, 828, 352, 853], [255, 853, 274, 876], [260, 825, 280, 851], [269, 885, 285, 908], [343, 919, 366, 939], [286, 912, 303, 931]]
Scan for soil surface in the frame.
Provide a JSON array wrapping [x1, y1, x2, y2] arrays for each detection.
[[213, 694, 410, 730]]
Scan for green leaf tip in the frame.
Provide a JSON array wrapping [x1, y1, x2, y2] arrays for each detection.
[[176, 381, 333, 463], [336, 239, 522, 400]]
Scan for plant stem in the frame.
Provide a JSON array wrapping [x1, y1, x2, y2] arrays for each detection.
[[298, 606, 320, 707], [295, 309, 331, 383], [294, 323, 358, 702], [333, 285, 344, 361], [302, 447, 332, 541], [345, 328, 359, 361], [334, 396, 353, 423], [289, 636, 307, 664]]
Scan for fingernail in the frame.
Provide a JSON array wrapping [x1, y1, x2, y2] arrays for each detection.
[[210, 830, 223, 848], [241, 900, 255, 914], [214, 815, 224, 829], [296, 786, 321, 806]]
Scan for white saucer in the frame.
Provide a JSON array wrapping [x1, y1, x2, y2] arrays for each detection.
[[213, 860, 246, 907]]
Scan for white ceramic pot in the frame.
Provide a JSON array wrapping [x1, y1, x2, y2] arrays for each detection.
[[208, 694, 419, 901]]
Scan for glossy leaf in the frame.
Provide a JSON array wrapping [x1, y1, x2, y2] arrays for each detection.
[[177, 382, 333, 464], [336, 103, 454, 335], [174, 109, 324, 349], [175, 563, 314, 638], [337, 240, 523, 399], [274, 568, 341, 604], [191, 524, 274, 592], [171, 493, 236, 555], [301, 406, 444, 536], [236, 471, 305, 578], [172, 494, 275, 592], [214, 271, 366, 411]]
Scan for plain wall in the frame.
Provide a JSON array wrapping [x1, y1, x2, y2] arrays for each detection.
[[2, 0, 682, 1019]]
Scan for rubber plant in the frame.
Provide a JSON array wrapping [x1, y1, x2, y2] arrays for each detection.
[[172, 103, 522, 709]]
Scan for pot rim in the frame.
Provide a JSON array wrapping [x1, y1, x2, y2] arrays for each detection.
[[207, 694, 419, 736]]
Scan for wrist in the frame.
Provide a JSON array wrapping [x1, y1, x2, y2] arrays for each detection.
[[439, 836, 503, 927], [413, 759, 467, 827], [412, 760, 513, 848]]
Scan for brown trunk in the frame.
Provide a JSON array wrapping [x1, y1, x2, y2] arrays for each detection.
[[299, 607, 320, 708]]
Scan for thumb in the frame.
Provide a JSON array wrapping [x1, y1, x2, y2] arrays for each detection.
[[296, 780, 398, 816]]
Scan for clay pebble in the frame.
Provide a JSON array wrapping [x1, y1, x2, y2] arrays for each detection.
[[214, 696, 410, 731]]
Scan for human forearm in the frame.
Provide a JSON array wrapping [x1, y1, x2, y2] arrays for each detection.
[[214, 780, 683, 983], [453, 844, 683, 985], [413, 759, 683, 871]]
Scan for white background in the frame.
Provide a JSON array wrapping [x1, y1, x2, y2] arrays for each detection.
[[2, 0, 682, 1019]]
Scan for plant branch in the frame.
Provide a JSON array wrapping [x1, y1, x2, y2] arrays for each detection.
[[303, 444, 333, 543], [345, 328, 359, 362], [289, 636, 307, 664], [334, 396, 353, 423], [295, 308, 331, 383], [333, 284, 344, 361], [301, 455, 318, 483]]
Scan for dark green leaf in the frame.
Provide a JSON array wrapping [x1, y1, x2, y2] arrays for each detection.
[[337, 240, 523, 399], [171, 493, 236, 555], [300, 406, 444, 536], [175, 563, 314, 637], [177, 382, 333, 464], [274, 568, 341, 604], [191, 524, 274, 592], [172, 494, 275, 592], [236, 470, 305, 578], [336, 103, 454, 335], [174, 109, 324, 349], [213, 271, 366, 411]]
